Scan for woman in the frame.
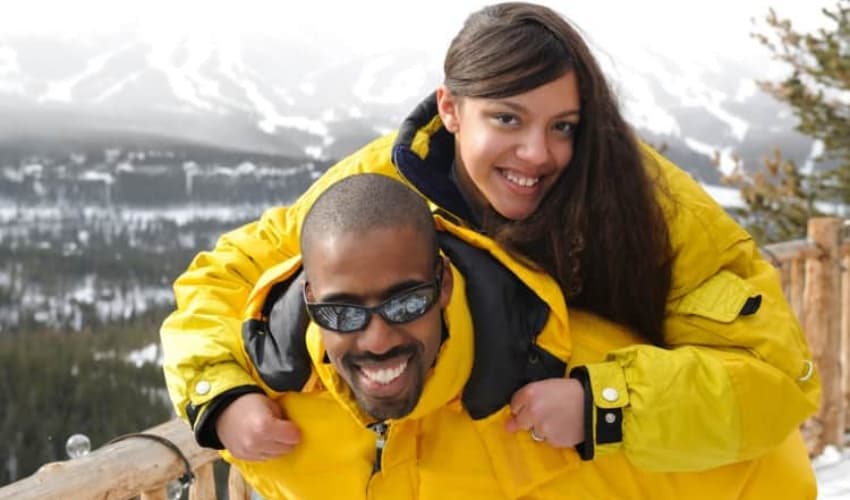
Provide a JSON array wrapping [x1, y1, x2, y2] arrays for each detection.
[[162, 2, 819, 471]]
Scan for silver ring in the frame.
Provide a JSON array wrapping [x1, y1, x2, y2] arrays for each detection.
[[530, 428, 545, 442]]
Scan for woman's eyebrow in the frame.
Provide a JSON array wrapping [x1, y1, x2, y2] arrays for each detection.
[[490, 100, 581, 118]]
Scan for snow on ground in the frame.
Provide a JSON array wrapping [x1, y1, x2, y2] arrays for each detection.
[[815, 444, 850, 499]]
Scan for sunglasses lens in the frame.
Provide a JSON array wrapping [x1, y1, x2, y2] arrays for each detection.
[[311, 304, 368, 333], [381, 287, 436, 323], [338, 307, 369, 332]]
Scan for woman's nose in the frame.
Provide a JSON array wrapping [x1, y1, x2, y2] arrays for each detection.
[[515, 129, 550, 165]]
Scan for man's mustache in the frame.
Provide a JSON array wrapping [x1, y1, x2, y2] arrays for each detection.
[[344, 343, 419, 365]]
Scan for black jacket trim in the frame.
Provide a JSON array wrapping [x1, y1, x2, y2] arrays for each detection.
[[243, 269, 313, 392], [392, 92, 477, 226], [438, 232, 563, 420], [740, 295, 762, 316], [596, 408, 624, 445], [570, 366, 595, 460], [193, 385, 265, 449]]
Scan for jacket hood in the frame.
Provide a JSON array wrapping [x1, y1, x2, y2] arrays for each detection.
[[304, 262, 474, 426], [391, 93, 479, 227]]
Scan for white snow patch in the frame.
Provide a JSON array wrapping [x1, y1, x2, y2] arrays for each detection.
[[126, 343, 161, 368], [272, 87, 296, 106], [239, 79, 327, 136], [0, 46, 23, 93], [321, 108, 337, 122], [145, 32, 241, 113], [304, 146, 323, 159], [93, 71, 143, 103], [612, 68, 680, 137], [734, 78, 758, 103], [701, 183, 745, 209], [353, 55, 428, 105], [0, 46, 20, 74], [814, 444, 850, 499], [299, 82, 315, 96], [41, 44, 130, 103], [22, 164, 43, 176], [79, 171, 115, 184], [704, 102, 750, 142], [802, 140, 825, 175]]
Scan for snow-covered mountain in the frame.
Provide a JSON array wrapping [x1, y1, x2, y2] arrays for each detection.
[[0, 27, 816, 183], [0, 31, 440, 159]]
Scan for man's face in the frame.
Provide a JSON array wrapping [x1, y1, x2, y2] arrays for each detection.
[[304, 225, 451, 421]]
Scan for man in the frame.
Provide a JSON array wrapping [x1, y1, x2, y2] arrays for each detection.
[[222, 174, 815, 499]]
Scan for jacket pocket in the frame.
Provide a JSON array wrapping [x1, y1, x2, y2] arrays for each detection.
[[672, 270, 760, 323]]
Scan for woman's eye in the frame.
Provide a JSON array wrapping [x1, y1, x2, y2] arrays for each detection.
[[553, 121, 576, 136], [492, 113, 519, 126]]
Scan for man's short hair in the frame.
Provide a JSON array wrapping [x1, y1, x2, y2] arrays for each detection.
[[300, 174, 437, 268]]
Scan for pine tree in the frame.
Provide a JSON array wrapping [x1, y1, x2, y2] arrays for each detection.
[[725, 1, 849, 243]]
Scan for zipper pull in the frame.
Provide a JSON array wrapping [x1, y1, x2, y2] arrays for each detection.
[[368, 421, 388, 474]]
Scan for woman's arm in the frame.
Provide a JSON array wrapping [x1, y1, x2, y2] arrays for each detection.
[[532, 148, 819, 470]]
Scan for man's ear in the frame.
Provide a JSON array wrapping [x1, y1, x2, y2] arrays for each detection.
[[303, 280, 315, 302], [436, 85, 461, 133], [438, 254, 453, 308]]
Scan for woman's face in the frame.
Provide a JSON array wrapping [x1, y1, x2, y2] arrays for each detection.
[[437, 71, 581, 221]]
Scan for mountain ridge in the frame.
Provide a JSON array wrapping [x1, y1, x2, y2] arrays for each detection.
[[0, 30, 816, 183]]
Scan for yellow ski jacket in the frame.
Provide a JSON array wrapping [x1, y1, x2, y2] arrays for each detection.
[[161, 93, 820, 471], [225, 219, 816, 500]]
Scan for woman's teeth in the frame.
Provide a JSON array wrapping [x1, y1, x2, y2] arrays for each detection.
[[503, 170, 540, 187]]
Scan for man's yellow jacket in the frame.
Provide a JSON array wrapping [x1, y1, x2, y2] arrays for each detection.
[[224, 219, 816, 499], [161, 93, 820, 471]]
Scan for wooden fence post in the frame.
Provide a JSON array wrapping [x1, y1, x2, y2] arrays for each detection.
[[791, 258, 805, 324], [189, 463, 217, 500], [843, 250, 850, 440], [228, 465, 252, 500], [804, 217, 844, 453]]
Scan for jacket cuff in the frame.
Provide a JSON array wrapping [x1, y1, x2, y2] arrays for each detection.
[[569, 361, 629, 460], [180, 360, 259, 419], [570, 366, 595, 460], [191, 385, 265, 449]]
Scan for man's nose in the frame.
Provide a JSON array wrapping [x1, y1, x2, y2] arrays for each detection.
[[357, 313, 402, 356]]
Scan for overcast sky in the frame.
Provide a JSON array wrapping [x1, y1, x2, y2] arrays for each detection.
[[0, 0, 835, 64]]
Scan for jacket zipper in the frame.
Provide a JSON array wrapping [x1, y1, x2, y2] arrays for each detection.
[[369, 421, 388, 474], [365, 421, 389, 498]]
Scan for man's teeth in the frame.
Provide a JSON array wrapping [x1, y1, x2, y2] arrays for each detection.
[[503, 171, 540, 187], [361, 360, 408, 385]]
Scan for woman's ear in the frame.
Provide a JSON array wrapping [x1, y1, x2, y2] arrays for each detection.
[[438, 254, 453, 308], [436, 85, 460, 133]]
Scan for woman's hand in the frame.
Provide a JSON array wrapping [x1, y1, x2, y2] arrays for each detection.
[[506, 378, 585, 448], [216, 393, 302, 461]]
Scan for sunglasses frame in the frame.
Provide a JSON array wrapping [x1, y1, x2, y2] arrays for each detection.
[[303, 258, 444, 334]]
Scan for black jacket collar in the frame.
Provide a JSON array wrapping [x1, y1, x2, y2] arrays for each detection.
[[391, 93, 479, 227]]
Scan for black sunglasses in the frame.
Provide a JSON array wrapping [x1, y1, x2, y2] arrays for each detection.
[[304, 259, 444, 334]]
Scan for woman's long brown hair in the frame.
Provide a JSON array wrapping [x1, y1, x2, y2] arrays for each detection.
[[444, 2, 672, 346]]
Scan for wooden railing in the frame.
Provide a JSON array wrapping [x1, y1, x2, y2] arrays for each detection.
[[0, 419, 249, 500], [762, 217, 850, 455], [1, 218, 848, 499]]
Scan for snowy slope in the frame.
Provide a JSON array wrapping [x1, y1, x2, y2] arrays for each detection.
[[815, 445, 850, 499]]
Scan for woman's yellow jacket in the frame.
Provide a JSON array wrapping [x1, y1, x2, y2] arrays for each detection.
[[224, 219, 815, 500], [161, 95, 820, 471]]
